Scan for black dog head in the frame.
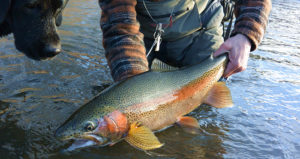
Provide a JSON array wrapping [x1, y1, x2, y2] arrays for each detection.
[[0, 0, 69, 60]]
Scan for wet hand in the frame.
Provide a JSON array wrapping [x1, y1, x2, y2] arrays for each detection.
[[213, 34, 251, 78]]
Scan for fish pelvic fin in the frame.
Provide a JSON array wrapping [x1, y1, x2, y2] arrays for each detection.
[[176, 116, 201, 134], [204, 81, 233, 108], [125, 122, 163, 151]]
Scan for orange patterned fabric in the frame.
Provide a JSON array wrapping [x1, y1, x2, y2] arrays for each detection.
[[232, 0, 272, 51], [99, 0, 272, 81]]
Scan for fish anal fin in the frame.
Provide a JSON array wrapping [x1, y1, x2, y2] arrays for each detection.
[[176, 116, 201, 134], [203, 81, 233, 108], [125, 122, 163, 151]]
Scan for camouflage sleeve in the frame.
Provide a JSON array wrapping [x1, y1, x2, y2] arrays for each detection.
[[99, 0, 149, 81], [231, 0, 272, 51]]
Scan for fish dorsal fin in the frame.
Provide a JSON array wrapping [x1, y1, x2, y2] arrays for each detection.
[[203, 81, 233, 108], [176, 116, 201, 134], [151, 58, 178, 72], [125, 122, 163, 150]]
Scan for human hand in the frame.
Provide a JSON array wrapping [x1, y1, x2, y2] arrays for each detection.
[[213, 34, 251, 78]]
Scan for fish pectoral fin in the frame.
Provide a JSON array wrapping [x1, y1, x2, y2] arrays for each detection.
[[125, 122, 163, 151], [176, 116, 201, 134], [203, 81, 233, 108]]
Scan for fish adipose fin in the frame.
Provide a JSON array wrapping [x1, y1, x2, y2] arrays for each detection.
[[203, 81, 233, 108], [151, 58, 178, 72], [125, 122, 163, 151], [176, 116, 201, 134]]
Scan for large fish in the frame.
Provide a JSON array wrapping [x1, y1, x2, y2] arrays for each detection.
[[55, 54, 233, 151]]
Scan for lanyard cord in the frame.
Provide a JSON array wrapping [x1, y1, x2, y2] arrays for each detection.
[[142, 0, 159, 25], [142, 0, 176, 28], [142, 0, 180, 56]]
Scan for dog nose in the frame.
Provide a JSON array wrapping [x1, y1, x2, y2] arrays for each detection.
[[43, 44, 61, 57]]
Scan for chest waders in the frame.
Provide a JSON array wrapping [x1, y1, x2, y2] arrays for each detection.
[[136, 0, 225, 67]]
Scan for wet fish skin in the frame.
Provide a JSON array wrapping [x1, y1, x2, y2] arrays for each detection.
[[55, 54, 232, 151]]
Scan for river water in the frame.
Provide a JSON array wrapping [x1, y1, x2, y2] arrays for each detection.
[[0, 0, 299, 158]]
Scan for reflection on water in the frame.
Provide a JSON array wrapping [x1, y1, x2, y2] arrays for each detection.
[[1, 0, 300, 158]]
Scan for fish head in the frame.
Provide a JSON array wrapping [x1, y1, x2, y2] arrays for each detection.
[[55, 110, 129, 150]]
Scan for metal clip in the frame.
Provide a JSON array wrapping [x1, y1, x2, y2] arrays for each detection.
[[154, 23, 163, 52]]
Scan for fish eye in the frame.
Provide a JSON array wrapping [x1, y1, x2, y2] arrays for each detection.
[[84, 121, 96, 132]]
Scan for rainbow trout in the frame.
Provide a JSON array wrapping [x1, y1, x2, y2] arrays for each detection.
[[55, 54, 233, 151]]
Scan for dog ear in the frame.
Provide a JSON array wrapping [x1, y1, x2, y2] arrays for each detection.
[[0, 0, 11, 23]]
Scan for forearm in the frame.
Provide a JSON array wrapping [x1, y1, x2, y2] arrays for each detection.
[[231, 0, 272, 51], [99, 0, 149, 81]]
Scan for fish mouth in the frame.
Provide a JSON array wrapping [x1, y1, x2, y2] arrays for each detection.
[[81, 134, 107, 144], [64, 134, 109, 151]]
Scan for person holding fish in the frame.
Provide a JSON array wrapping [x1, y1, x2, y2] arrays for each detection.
[[54, 0, 272, 152], [99, 0, 271, 82]]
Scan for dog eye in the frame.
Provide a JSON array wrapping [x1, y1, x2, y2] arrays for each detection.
[[25, 3, 40, 9]]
